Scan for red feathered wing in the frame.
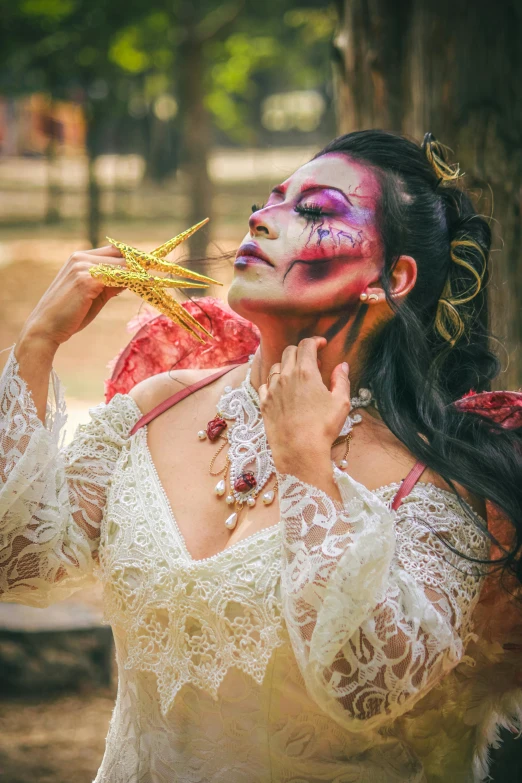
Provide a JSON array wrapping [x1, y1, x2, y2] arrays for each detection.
[[454, 390, 522, 430], [105, 297, 260, 402], [453, 390, 522, 734]]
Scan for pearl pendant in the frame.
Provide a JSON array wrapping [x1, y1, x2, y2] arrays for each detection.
[[215, 479, 226, 496], [225, 494, 235, 505], [225, 512, 238, 530], [246, 496, 256, 507], [337, 459, 348, 470], [262, 490, 275, 505], [197, 430, 207, 440], [351, 413, 362, 424]]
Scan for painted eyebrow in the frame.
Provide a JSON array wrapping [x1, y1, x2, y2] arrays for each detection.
[[269, 184, 353, 205]]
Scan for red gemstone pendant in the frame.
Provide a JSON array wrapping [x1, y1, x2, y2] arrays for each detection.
[[234, 472, 257, 493], [206, 415, 227, 441]]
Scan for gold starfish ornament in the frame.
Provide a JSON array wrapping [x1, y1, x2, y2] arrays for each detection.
[[89, 218, 222, 342]]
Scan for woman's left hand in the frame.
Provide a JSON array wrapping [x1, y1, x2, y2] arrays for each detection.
[[258, 337, 351, 474]]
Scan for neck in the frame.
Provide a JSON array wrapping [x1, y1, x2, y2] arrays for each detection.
[[247, 310, 370, 393]]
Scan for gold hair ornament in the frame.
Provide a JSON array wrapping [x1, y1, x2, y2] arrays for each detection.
[[434, 233, 487, 347], [422, 131, 462, 184], [89, 218, 222, 343], [423, 132, 486, 347]]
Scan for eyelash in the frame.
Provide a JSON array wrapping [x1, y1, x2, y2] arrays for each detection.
[[250, 201, 327, 219], [294, 202, 326, 219]]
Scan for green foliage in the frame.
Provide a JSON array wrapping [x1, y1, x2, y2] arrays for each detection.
[[0, 0, 337, 151], [19, 0, 77, 18], [205, 33, 280, 142], [284, 7, 338, 43], [202, 5, 337, 142]]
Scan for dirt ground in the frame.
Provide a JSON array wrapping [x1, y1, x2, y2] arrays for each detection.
[[0, 688, 115, 783]]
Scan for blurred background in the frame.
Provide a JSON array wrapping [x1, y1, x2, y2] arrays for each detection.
[[0, 1, 520, 781]]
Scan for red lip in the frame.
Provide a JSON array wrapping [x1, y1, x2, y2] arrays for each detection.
[[235, 242, 274, 266]]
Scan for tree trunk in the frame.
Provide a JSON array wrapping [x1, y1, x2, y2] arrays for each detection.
[[45, 136, 62, 224], [84, 102, 103, 249], [177, 15, 213, 286], [334, 0, 522, 389], [43, 101, 63, 224], [86, 149, 101, 249]]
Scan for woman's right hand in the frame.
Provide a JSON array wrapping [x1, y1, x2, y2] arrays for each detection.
[[17, 244, 129, 350]]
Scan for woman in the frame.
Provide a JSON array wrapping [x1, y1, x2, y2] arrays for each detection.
[[1, 130, 521, 782]]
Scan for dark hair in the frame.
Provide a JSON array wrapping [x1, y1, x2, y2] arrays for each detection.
[[315, 130, 522, 591]]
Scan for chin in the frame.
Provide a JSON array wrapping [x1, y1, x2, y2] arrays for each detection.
[[227, 288, 315, 333], [227, 283, 267, 323], [227, 276, 281, 319]]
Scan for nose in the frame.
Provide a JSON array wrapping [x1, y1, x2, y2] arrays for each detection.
[[248, 208, 279, 239]]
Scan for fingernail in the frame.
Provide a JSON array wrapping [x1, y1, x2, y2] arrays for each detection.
[[342, 362, 349, 373]]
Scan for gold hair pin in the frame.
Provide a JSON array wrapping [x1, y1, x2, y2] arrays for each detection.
[[89, 218, 222, 343], [422, 131, 462, 184]]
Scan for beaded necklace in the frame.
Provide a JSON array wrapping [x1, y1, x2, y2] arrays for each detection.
[[197, 356, 373, 529]]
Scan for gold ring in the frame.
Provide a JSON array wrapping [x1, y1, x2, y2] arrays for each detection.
[[267, 370, 281, 385]]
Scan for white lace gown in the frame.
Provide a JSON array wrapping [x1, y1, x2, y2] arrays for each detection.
[[1, 345, 521, 783]]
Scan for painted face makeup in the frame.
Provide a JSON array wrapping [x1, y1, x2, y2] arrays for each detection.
[[228, 153, 383, 329]]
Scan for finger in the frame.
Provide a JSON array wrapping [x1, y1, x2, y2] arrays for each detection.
[[71, 251, 128, 270], [106, 286, 127, 298], [330, 362, 351, 403], [296, 336, 326, 371], [84, 245, 123, 257], [258, 382, 268, 405], [280, 344, 297, 373], [266, 362, 281, 388]]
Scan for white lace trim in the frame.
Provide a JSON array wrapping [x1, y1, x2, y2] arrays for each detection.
[[216, 372, 275, 502], [97, 426, 284, 715], [277, 468, 490, 732], [0, 345, 140, 606]]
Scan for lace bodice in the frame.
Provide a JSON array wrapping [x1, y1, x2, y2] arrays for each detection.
[[1, 344, 521, 783]]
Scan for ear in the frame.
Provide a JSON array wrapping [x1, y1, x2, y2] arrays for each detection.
[[388, 255, 417, 301], [365, 255, 417, 301]]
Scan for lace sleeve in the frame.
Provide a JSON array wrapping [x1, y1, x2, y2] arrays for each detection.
[[0, 345, 141, 607], [278, 466, 489, 732]]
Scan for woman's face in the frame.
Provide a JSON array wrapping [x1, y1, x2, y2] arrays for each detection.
[[228, 153, 383, 323]]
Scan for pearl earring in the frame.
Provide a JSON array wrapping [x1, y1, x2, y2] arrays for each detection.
[[368, 294, 379, 302], [359, 292, 368, 302]]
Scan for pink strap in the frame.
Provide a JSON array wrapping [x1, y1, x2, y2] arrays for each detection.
[[391, 460, 427, 511], [129, 364, 241, 436]]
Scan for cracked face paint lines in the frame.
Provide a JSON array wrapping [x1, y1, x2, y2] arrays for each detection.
[[281, 182, 375, 345]]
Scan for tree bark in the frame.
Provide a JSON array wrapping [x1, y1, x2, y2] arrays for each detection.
[[45, 136, 62, 225], [44, 119, 62, 225], [86, 149, 101, 249], [84, 102, 104, 249], [177, 17, 213, 285], [334, 0, 522, 389]]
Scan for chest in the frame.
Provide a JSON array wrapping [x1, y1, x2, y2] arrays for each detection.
[[99, 433, 285, 713], [144, 392, 283, 561]]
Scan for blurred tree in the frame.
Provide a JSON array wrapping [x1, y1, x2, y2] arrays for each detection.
[[333, 0, 522, 389], [0, 1, 337, 264], [42, 98, 64, 224], [112, 0, 337, 268], [0, 0, 149, 246]]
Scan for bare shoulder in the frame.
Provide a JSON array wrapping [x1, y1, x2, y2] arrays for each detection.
[[128, 367, 223, 416], [356, 409, 487, 519]]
